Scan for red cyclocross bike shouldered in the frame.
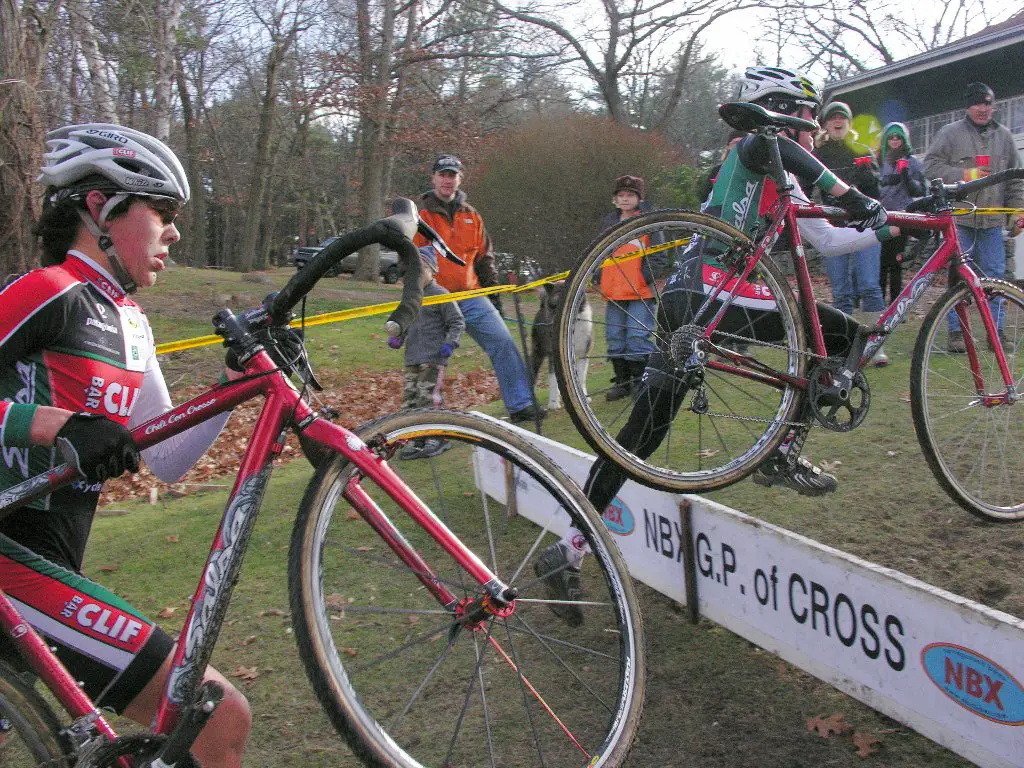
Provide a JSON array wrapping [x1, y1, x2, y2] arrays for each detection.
[[0, 200, 645, 768], [554, 101, 1024, 522]]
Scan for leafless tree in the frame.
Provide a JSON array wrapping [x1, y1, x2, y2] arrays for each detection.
[[490, 0, 780, 129]]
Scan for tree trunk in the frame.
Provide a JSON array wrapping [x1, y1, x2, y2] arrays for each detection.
[[153, 0, 182, 140], [69, 0, 117, 122], [0, 0, 64, 275], [237, 37, 292, 272], [176, 55, 206, 267]]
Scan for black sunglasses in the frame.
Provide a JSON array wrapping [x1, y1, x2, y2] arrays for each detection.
[[760, 96, 819, 120], [139, 196, 181, 225]]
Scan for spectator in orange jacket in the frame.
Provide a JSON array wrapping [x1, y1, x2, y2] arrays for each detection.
[[414, 155, 541, 424]]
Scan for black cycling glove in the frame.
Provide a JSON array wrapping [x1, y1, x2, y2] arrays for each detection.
[[836, 187, 888, 232], [55, 413, 140, 484], [226, 326, 304, 374]]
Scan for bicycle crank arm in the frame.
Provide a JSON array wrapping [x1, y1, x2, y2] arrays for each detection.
[[146, 681, 224, 768]]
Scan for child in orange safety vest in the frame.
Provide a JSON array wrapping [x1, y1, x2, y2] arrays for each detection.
[[597, 175, 666, 400]]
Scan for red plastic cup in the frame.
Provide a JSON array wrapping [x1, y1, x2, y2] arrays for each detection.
[[895, 159, 909, 172], [976, 154, 991, 169]]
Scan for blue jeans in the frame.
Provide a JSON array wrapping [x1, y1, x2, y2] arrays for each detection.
[[457, 297, 533, 413], [949, 225, 1006, 331], [824, 244, 884, 314], [605, 300, 655, 360]]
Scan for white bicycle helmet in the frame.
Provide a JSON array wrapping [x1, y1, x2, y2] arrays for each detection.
[[737, 66, 822, 112], [38, 123, 189, 203]]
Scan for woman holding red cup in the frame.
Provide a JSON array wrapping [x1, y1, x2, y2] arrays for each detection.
[[878, 122, 927, 305]]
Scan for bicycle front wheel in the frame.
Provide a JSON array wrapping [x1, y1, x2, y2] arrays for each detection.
[[556, 209, 806, 492], [0, 660, 71, 767], [911, 278, 1024, 521], [289, 410, 645, 767]]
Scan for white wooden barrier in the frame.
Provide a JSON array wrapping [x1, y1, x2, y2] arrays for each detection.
[[471, 415, 1024, 768]]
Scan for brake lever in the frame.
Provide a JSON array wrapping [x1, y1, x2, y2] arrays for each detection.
[[417, 217, 466, 266]]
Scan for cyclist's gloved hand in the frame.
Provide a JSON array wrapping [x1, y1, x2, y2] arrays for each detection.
[[489, 294, 504, 316], [837, 187, 888, 232], [55, 413, 140, 484], [226, 326, 304, 373], [439, 343, 454, 359]]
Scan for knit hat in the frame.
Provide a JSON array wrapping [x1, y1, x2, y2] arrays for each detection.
[[880, 122, 913, 164], [432, 154, 463, 173], [822, 101, 852, 121], [613, 175, 645, 199], [417, 246, 439, 274], [965, 82, 994, 107]]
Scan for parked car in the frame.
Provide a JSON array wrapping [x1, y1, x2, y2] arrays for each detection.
[[290, 237, 401, 283]]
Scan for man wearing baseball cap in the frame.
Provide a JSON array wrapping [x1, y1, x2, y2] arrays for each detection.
[[925, 82, 1024, 352], [414, 154, 542, 424]]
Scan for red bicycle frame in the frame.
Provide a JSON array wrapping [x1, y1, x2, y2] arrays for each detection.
[[698, 193, 1017, 397], [0, 345, 511, 744]]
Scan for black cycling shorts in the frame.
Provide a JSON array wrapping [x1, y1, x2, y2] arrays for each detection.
[[0, 534, 173, 713]]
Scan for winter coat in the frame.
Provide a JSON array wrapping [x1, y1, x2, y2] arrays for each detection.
[[878, 122, 926, 211], [404, 281, 466, 366], [815, 133, 881, 201], [595, 202, 666, 300], [416, 191, 499, 292], [924, 117, 1024, 230]]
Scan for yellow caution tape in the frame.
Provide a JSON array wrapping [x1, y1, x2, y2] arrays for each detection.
[[153, 237, 691, 356], [953, 207, 1024, 215]]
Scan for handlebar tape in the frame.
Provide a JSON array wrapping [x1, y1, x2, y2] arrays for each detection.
[[954, 167, 1024, 199], [269, 204, 423, 334]]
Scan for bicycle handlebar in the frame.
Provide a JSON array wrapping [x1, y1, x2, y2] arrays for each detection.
[[907, 167, 1024, 214], [268, 199, 423, 334]]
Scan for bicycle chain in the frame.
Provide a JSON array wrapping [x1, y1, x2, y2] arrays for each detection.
[[684, 332, 825, 428]]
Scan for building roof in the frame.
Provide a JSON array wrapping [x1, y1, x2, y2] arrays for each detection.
[[825, 11, 1024, 112]]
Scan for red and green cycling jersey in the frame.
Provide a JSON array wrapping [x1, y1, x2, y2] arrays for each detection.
[[0, 252, 156, 568]]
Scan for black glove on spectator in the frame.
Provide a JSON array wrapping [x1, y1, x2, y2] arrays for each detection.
[[489, 294, 504, 316], [836, 188, 888, 232], [226, 326, 304, 374], [55, 413, 140, 484]]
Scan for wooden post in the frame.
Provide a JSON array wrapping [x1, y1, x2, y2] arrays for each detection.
[[679, 498, 700, 624]]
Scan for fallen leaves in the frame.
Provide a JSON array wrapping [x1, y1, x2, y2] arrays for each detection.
[[231, 665, 260, 681], [99, 366, 501, 506], [807, 713, 851, 738], [157, 606, 177, 618], [807, 713, 883, 760], [852, 731, 881, 758]]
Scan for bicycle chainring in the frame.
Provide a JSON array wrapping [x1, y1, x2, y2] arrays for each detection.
[[81, 734, 200, 768], [807, 361, 870, 432]]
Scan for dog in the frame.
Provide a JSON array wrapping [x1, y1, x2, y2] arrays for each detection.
[[531, 281, 593, 410]]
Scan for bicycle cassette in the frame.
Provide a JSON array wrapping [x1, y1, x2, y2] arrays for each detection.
[[807, 360, 870, 432]]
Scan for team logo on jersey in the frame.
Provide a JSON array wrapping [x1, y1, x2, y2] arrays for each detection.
[[2, 361, 35, 477], [131, 345, 140, 360], [86, 317, 118, 335], [85, 376, 140, 417]]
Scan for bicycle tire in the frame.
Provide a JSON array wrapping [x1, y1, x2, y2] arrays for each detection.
[[288, 409, 646, 767], [0, 659, 72, 767], [911, 277, 1024, 521], [555, 209, 806, 492]]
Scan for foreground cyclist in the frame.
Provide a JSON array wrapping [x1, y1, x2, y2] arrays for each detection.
[[537, 67, 900, 623], [0, 124, 249, 766]]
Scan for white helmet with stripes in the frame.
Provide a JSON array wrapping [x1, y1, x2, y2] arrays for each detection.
[[737, 66, 822, 114], [38, 123, 189, 203]]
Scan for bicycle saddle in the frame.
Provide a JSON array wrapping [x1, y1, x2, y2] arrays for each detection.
[[718, 102, 818, 134]]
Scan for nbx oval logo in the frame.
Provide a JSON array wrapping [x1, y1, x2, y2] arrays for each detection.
[[921, 643, 1024, 724], [601, 497, 634, 536]]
